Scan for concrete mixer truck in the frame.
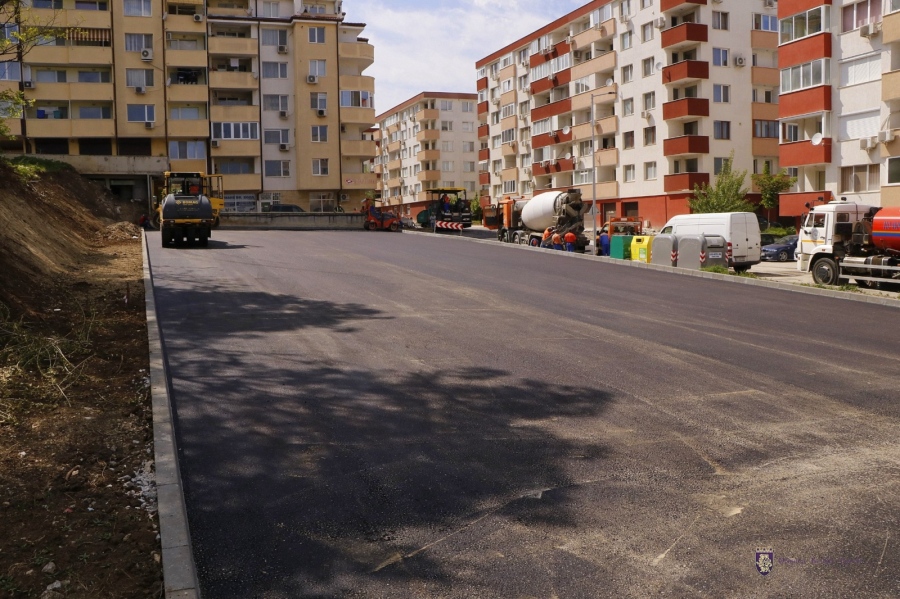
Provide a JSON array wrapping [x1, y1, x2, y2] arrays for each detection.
[[798, 200, 900, 287], [487, 189, 590, 252]]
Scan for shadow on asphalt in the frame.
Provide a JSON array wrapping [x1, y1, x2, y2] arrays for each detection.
[[153, 282, 613, 598]]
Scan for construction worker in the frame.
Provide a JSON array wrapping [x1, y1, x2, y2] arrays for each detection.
[[564, 230, 577, 252], [551, 230, 564, 251], [541, 226, 554, 248]]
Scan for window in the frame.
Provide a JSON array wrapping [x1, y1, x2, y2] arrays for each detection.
[[304, 3, 326, 14], [441, 161, 454, 172], [754, 13, 778, 32], [261, 29, 288, 46], [463, 161, 476, 172], [0, 62, 20, 81], [440, 100, 453, 111], [712, 11, 729, 30], [123, 0, 151, 17], [168, 141, 205, 159], [441, 140, 454, 152], [623, 164, 635, 182], [752, 88, 778, 103], [310, 92, 327, 110], [641, 22, 653, 42], [309, 27, 325, 43], [312, 158, 329, 175], [713, 48, 729, 67], [265, 160, 290, 177], [35, 69, 65, 82], [462, 141, 475, 152], [781, 59, 830, 94], [783, 123, 799, 142], [641, 0, 652, 8], [125, 68, 153, 87], [754, 120, 779, 138], [462, 101, 474, 112], [840, 164, 879, 192], [441, 120, 453, 131], [33, 0, 63, 7], [888, 157, 900, 184], [714, 120, 731, 140], [840, 54, 881, 87], [78, 106, 110, 119], [126, 104, 154, 122], [620, 31, 632, 50], [643, 92, 655, 111], [262, 1, 279, 17], [211, 122, 259, 140], [311, 125, 327, 142], [623, 98, 634, 116], [842, 1, 881, 33], [714, 157, 730, 175], [713, 84, 730, 103], [621, 64, 633, 83], [781, 6, 830, 43], [892, 0, 900, 15], [623, 131, 635, 149], [642, 58, 654, 77], [532, 118, 550, 135], [644, 161, 657, 180], [262, 62, 288, 79], [78, 70, 109, 83], [839, 110, 879, 140], [170, 106, 200, 120], [309, 60, 326, 77], [264, 94, 289, 111], [124, 33, 152, 51], [643, 126, 656, 146], [340, 90, 372, 107], [462, 121, 475, 132]]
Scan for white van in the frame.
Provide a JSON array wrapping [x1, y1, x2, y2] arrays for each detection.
[[660, 212, 761, 271]]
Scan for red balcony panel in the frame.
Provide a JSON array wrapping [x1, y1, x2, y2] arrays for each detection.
[[661, 60, 709, 85], [479, 171, 491, 186], [478, 123, 489, 139], [661, 0, 707, 12], [554, 41, 570, 55], [532, 98, 572, 122], [530, 50, 553, 68], [778, 33, 831, 69], [477, 76, 488, 91], [555, 157, 575, 173], [662, 97, 710, 120], [779, 191, 833, 217], [477, 101, 488, 115], [533, 161, 550, 176], [660, 22, 708, 49], [532, 129, 574, 150], [478, 148, 490, 161], [664, 172, 710, 192], [531, 77, 554, 95], [779, 86, 831, 119], [554, 69, 572, 87], [663, 135, 709, 156], [779, 0, 830, 19], [779, 138, 832, 167]]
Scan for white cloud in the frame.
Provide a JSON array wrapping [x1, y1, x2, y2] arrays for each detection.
[[349, 0, 584, 116]]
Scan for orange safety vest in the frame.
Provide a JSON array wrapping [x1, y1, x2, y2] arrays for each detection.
[[551, 233, 562, 245], [564, 232, 577, 243], [542, 228, 553, 240]]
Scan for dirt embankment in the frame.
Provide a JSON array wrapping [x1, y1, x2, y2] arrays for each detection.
[[1, 159, 162, 598]]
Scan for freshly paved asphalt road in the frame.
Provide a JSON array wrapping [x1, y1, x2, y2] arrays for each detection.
[[147, 230, 900, 598]]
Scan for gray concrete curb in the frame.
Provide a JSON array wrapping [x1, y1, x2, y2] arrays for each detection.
[[142, 232, 202, 599], [407, 229, 900, 309]]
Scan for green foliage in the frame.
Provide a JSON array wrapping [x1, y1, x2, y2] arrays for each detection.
[[469, 193, 482, 221], [701, 265, 730, 275], [2, 155, 71, 181], [751, 162, 797, 221], [689, 153, 754, 214]]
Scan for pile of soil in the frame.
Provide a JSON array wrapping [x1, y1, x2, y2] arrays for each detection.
[[0, 159, 161, 598]]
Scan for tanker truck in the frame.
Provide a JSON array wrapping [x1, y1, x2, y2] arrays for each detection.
[[798, 200, 900, 287], [488, 189, 590, 252]]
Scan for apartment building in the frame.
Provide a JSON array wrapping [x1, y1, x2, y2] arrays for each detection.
[[0, 0, 375, 212], [372, 92, 479, 214], [475, 0, 781, 230], [778, 0, 900, 218]]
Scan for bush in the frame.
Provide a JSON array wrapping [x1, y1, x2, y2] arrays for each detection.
[[3, 155, 73, 182]]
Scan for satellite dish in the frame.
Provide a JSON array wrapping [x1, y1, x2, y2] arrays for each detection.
[[811, 133, 823, 146], [564, 152, 572, 160], [655, 62, 663, 71], [605, 78, 614, 88], [562, 125, 571, 135]]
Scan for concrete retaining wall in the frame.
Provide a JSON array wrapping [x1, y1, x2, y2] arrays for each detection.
[[220, 213, 364, 230]]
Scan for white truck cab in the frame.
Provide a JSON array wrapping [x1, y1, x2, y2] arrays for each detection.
[[797, 201, 875, 278]]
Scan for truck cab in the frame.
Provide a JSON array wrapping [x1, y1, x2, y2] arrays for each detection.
[[797, 201, 875, 280]]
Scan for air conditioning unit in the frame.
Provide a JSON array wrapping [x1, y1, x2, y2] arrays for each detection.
[[279, 110, 288, 119], [541, 160, 550, 167], [879, 130, 895, 143], [279, 143, 290, 151], [144, 121, 154, 129], [618, 14, 629, 24], [317, 108, 327, 117], [524, 167, 532, 176], [550, 130, 558, 137], [655, 17, 666, 29], [490, 72, 498, 80], [135, 86, 146, 94], [277, 45, 288, 54], [541, 46, 552, 55], [518, 114, 526, 121], [734, 55, 746, 67], [565, 36, 573, 45], [493, 170, 501, 176], [491, 98, 500, 105], [763, 0, 776, 7], [307, 75, 318, 84], [165, 32, 173, 41], [193, 13, 203, 22], [140, 48, 153, 61], [859, 23, 875, 38], [860, 137, 876, 150], [210, 139, 220, 147], [523, 142, 530, 151], [641, 110, 651, 119], [23, 81, 33, 89]]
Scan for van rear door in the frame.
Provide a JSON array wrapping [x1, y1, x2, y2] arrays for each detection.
[[730, 214, 748, 264]]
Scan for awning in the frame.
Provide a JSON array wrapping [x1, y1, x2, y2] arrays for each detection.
[[67, 28, 111, 43]]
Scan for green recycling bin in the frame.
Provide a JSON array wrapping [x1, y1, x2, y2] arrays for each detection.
[[610, 235, 634, 260]]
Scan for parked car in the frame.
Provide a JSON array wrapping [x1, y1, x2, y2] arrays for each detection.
[[269, 204, 305, 213], [761, 235, 799, 262]]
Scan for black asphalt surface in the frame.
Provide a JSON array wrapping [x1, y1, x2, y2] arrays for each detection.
[[147, 230, 900, 598]]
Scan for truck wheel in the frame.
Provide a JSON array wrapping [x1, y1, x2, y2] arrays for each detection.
[[161, 229, 169, 247], [529, 237, 540, 247], [734, 265, 750, 273], [363, 221, 371, 231], [212, 216, 221, 229], [812, 257, 839, 285], [389, 221, 399, 232]]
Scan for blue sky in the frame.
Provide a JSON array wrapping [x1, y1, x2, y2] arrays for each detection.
[[349, 0, 586, 116]]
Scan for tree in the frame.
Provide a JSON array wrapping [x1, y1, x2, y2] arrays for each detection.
[[469, 192, 482, 221], [751, 161, 797, 223], [689, 152, 754, 214]]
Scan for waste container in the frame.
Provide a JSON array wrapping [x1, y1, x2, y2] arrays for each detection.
[[703, 235, 729, 268], [631, 236, 655, 263], [610, 235, 634, 260], [675, 234, 707, 270], [651, 234, 678, 267]]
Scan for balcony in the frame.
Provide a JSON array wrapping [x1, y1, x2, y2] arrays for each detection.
[[387, 158, 401, 171], [502, 141, 518, 156], [28, 82, 114, 102], [167, 120, 210, 137], [751, 30, 778, 50], [779, 191, 833, 217], [208, 4, 251, 17], [338, 41, 374, 66], [779, 86, 831, 119], [419, 108, 440, 122], [779, 33, 831, 70], [660, 23, 708, 50], [779, 138, 832, 167], [28, 45, 113, 66], [211, 104, 258, 121], [478, 148, 490, 161], [479, 172, 491, 186], [72, 119, 116, 137], [664, 172, 709, 192], [663, 135, 709, 156], [573, 18, 615, 50], [478, 123, 489, 139], [211, 139, 260, 157], [342, 140, 376, 157], [532, 98, 572, 122], [343, 173, 378, 189], [30, 7, 110, 28], [661, 60, 709, 85], [166, 49, 209, 68], [339, 75, 375, 92], [209, 70, 257, 90], [167, 84, 209, 103], [417, 129, 440, 142], [662, 97, 709, 121], [884, 70, 900, 103], [751, 102, 779, 121], [166, 14, 206, 34], [595, 148, 618, 167], [572, 50, 616, 80], [478, 101, 488, 115], [342, 106, 375, 125], [417, 149, 440, 161], [751, 66, 779, 87], [25, 118, 72, 137], [752, 138, 780, 157], [220, 173, 262, 191], [885, 9, 900, 44], [661, 0, 706, 12], [417, 169, 441, 182]]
